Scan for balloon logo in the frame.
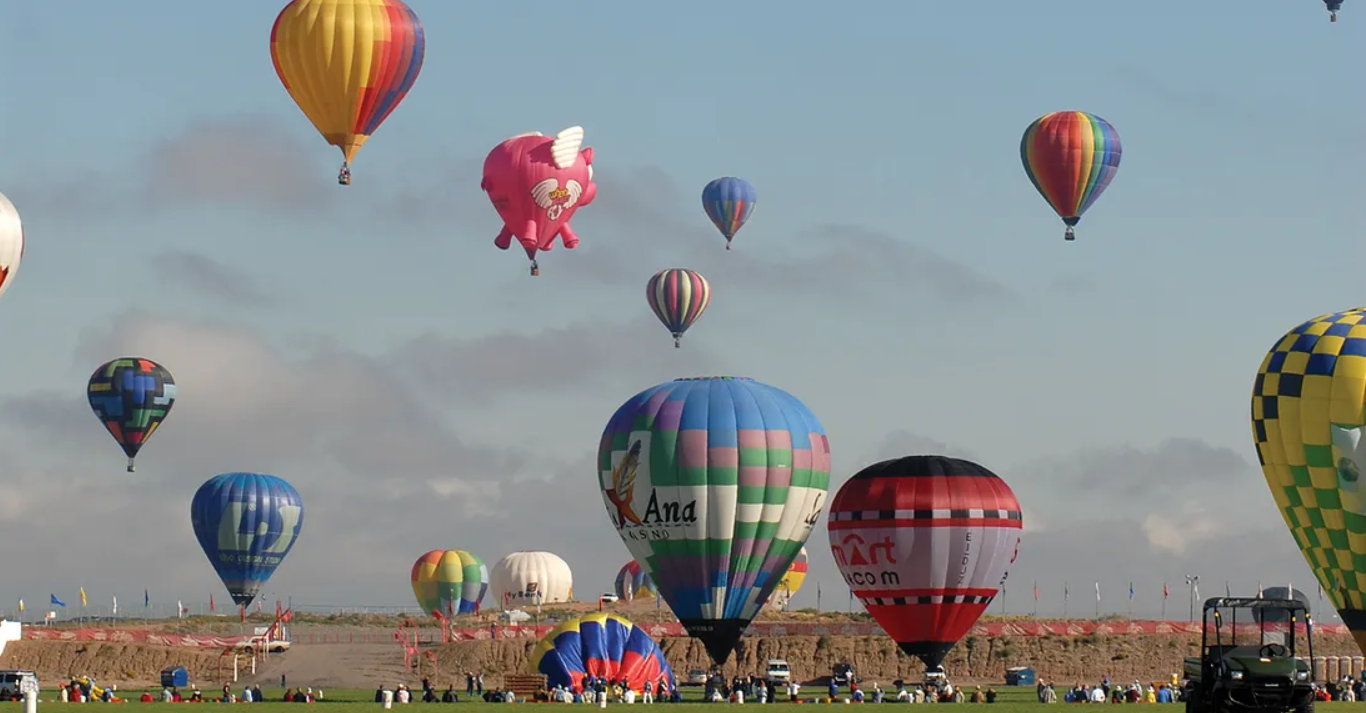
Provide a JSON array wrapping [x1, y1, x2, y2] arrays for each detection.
[[1252, 307, 1366, 651], [646, 268, 711, 348], [599, 376, 830, 665], [701, 177, 756, 250], [0, 190, 22, 305], [87, 357, 176, 472], [191, 472, 305, 609], [411, 550, 489, 618], [528, 613, 675, 693], [1020, 111, 1122, 241], [828, 455, 1022, 675], [482, 126, 597, 276], [270, 0, 426, 185]]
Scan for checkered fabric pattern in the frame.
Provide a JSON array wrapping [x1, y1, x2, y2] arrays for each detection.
[[1252, 308, 1366, 612]]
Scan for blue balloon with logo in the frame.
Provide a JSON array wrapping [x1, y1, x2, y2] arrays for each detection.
[[190, 473, 305, 608]]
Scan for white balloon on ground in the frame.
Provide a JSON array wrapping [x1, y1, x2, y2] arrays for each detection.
[[491, 551, 574, 607]]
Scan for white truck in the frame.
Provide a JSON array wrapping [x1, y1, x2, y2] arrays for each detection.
[[766, 659, 792, 685]]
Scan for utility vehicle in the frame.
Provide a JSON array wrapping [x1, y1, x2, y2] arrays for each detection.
[[1181, 597, 1315, 713]]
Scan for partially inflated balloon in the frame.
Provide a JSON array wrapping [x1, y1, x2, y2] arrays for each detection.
[[87, 358, 176, 472], [528, 613, 674, 693], [191, 473, 305, 608], [1250, 307, 1366, 653], [482, 127, 597, 276], [646, 269, 711, 348], [1020, 111, 1122, 241], [701, 177, 756, 250], [412, 550, 488, 617], [599, 376, 830, 665], [0, 191, 23, 304], [614, 560, 657, 602], [828, 456, 1022, 673], [768, 546, 808, 610], [270, 0, 425, 185]]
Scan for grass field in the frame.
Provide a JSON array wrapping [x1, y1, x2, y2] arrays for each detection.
[[17, 686, 1366, 711]]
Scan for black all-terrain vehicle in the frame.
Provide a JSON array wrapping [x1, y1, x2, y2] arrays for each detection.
[[1182, 597, 1315, 713]]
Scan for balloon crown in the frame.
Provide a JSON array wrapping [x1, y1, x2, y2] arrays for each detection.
[[673, 376, 754, 382]]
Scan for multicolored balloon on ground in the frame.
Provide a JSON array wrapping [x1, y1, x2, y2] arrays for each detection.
[[701, 177, 755, 250], [86, 358, 176, 472], [528, 613, 674, 693], [0, 191, 23, 304], [270, 0, 426, 185], [1020, 111, 1122, 241], [646, 269, 711, 348], [190, 472, 305, 608], [614, 560, 658, 602], [768, 546, 809, 611], [411, 550, 488, 617], [599, 376, 830, 665], [828, 456, 1022, 674], [1251, 307, 1366, 652], [482, 126, 597, 276], [490, 551, 574, 607]]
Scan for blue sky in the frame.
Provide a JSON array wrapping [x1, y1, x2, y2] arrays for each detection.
[[0, 0, 1360, 618]]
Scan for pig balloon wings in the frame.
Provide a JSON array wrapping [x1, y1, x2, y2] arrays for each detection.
[[482, 126, 597, 276]]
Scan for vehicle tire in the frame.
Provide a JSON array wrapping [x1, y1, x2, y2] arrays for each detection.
[[1295, 699, 1315, 713]]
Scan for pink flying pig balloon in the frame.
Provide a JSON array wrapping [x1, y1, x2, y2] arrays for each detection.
[[481, 126, 597, 276]]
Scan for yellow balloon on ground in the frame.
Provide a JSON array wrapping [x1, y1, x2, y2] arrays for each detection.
[[1252, 307, 1366, 654], [269, 0, 426, 185]]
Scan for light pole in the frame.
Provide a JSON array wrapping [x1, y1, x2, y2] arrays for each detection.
[[1185, 575, 1199, 622]]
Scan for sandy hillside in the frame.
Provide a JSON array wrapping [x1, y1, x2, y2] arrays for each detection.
[[5, 631, 1364, 691]]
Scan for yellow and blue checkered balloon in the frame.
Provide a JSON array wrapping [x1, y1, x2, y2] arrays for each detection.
[[1252, 307, 1366, 654]]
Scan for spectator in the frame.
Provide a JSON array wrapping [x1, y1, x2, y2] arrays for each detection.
[[139, 691, 153, 703], [986, 687, 998, 703]]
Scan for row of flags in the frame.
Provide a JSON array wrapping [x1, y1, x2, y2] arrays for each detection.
[[1030, 580, 1313, 602], [23, 591, 262, 617]]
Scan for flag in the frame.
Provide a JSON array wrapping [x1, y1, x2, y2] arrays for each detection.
[[1225, 581, 1232, 597], [1319, 583, 1325, 601], [1129, 582, 1134, 600], [50, 594, 65, 608], [1257, 581, 1263, 598], [209, 595, 215, 613], [144, 589, 150, 608], [16, 599, 22, 613], [1095, 582, 1101, 602], [177, 600, 184, 618], [1194, 581, 1200, 600], [1033, 581, 1039, 601], [1065, 583, 1070, 600], [1163, 583, 1170, 599], [111, 596, 118, 616], [79, 588, 87, 608]]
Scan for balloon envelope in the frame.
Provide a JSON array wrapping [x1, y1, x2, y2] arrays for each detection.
[[0, 190, 22, 303], [768, 546, 809, 610], [1251, 307, 1366, 651], [482, 127, 597, 268], [491, 551, 574, 607], [86, 357, 176, 472], [1254, 586, 1311, 624], [701, 177, 756, 246], [1020, 111, 1121, 239], [528, 613, 674, 693], [646, 268, 711, 347], [190, 473, 305, 608], [598, 376, 830, 665], [614, 560, 658, 602], [270, 0, 425, 177], [412, 550, 488, 617], [828, 456, 1022, 671]]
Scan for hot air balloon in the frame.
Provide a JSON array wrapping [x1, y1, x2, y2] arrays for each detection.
[[190, 473, 304, 610], [1020, 111, 1122, 241], [0, 191, 23, 305], [412, 550, 489, 618], [270, 0, 426, 186], [491, 551, 574, 608], [482, 127, 597, 276], [599, 376, 831, 665], [614, 560, 658, 602], [646, 269, 711, 348], [1255, 586, 1312, 624], [528, 613, 675, 693], [701, 177, 756, 250], [768, 546, 809, 611], [828, 456, 1022, 678], [1249, 307, 1366, 653], [1327, 0, 1344, 21], [87, 358, 176, 472]]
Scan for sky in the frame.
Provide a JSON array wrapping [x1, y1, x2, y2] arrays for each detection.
[[0, 0, 1361, 621]]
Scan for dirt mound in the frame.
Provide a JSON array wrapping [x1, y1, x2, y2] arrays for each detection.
[[0, 642, 227, 688]]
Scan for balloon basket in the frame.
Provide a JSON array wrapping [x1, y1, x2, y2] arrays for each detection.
[[126, 458, 136, 473], [1064, 227, 1075, 241], [530, 263, 540, 277]]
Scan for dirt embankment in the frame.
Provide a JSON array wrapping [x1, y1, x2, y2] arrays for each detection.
[[5, 633, 1364, 691]]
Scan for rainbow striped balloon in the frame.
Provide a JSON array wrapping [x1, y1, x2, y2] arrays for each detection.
[[1020, 111, 1122, 241], [646, 268, 711, 348], [270, 0, 426, 185]]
